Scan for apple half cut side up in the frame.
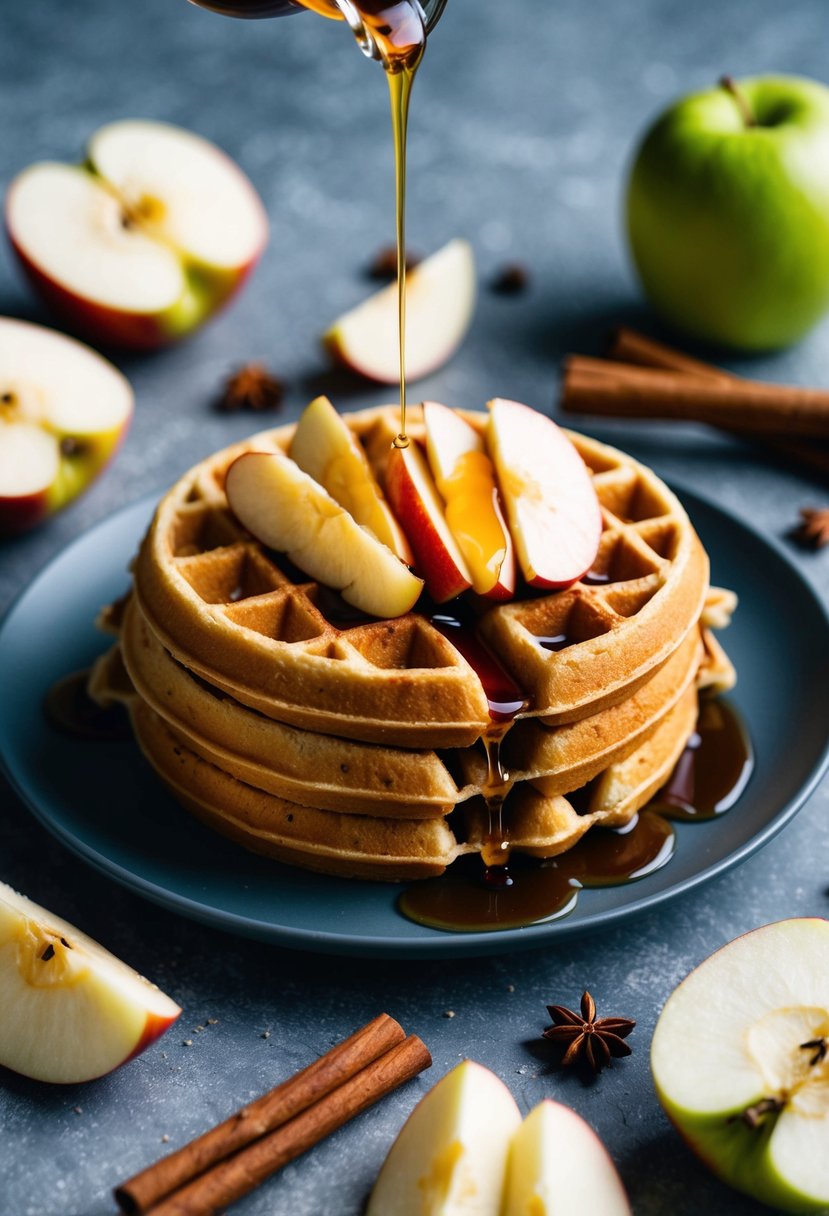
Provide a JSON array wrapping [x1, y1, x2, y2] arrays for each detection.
[[289, 394, 413, 563], [0, 882, 180, 1084], [503, 1101, 632, 1216], [0, 317, 133, 536], [323, 238, 477, 383], [225, 450, 423, 619], [6, 120, 268, 349], [423, 400, 515, 600], [652, 918, 829, 1213], [366, 1060, 522, 1216], [385, 440, 473, 604], [487, 398, 602, 589]]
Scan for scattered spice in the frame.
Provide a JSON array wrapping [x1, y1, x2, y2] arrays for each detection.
[[207, 1018, 219, 1026], [442, 1010, 456, 1019], [506, 984, 515, 993], [183, 1040, 193, 1048], [543, 991, 635, 1077], [261, 1030, 271, 1040], [366, 245, 422, 280], [217, 364, 284, 413], [793, 508, 829, 549], [161, 1135, 170, 1145], [490, 263, 530, 295], [73, 1106, 83, 1116]]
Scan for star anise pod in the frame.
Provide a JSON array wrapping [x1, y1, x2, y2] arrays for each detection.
[[217, 363, 284, 413], [793, 508, 829, 549], [543, 991, 635, 1077], [490, 262, 531, 295], [366, 245, 422, 280]]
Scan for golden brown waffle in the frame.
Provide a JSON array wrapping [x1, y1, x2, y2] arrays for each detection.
[[124, 687, 698, 881], [111, 595, 703, 819], [132, 407, 708, 746]]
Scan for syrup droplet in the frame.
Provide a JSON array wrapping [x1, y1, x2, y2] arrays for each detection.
[[392, 434, 409, 449]]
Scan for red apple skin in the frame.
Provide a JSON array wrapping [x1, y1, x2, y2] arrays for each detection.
[[124, 1008, 182, 1067], [0, 490, 49, 537], [6, 230, 261, 351], [385, 444, 472, 603]]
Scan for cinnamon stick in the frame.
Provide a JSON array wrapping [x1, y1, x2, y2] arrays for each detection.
[[563, 355, 829, 439], [115, 1013, 409, 1215], [604, 327, 829, 474], [144, 1036, 431, 1216]]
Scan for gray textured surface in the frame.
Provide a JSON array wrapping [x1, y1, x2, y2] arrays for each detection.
[[1, 1, 828, 1213]]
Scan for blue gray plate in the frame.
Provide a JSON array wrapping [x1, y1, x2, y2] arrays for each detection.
[[1, 488, 827, 958]]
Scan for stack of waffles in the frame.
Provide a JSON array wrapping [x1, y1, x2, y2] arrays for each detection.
[[90, 406, 736, 881]]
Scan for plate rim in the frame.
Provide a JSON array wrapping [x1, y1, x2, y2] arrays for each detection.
[[2, 481, 828, 958]]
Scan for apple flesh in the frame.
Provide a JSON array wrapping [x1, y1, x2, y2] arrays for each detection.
[[225, 449, 423, 618], [6, 119, 268, 349], [323, 239, 476, 383], [423, 400, 515, 600], [486, 398, 601, 589], [652, 918, 829, 1212], [385, 440, 473, 603], [0, 317, 133, 535], [503, 1101, 632, 1216], [290, 395, 413, 563], [0, 882, 180, 1084], [627, 75, 829, 350], [366, 1060, 522, 1216]]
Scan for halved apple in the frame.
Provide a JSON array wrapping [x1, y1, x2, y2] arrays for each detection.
[[0, 317, 133, 535], [290, 395, 413, 563], [6, 119, 268, 349], [423, 400, 515, 600], [323, 239, 476, 383], [385, 440, 473, 603], [652, 919, 829, 1213], [225, 450, 423, 618], [487, 398, 602, 589], [366, 1060, 522, 1216], [0, 882, 180, 1084], [503, 1101, 632, 1215]]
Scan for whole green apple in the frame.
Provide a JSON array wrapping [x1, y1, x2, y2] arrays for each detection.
[[627, 75, 829, 350]]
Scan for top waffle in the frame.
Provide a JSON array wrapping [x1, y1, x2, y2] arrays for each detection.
[[133, 406, 708, 747]]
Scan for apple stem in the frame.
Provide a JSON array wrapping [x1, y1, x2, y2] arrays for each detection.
[[719, 76, 756, 128], [738, 1096, 784, 1129]]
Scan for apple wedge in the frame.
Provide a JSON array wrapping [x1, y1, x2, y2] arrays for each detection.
[[385, 440, 473, 603], [367, 1060, 522, 1216], [323, 239, 476, 383], [503, 1101, 632, 1216], [225, 450, 423, 618], [652, 919, 829, 1213], [424, 400, 515, 600], [0, 882, 180, 1084], [290, 395, 413, 563], [0, 317, 133, 535], [487, 398, 602, 589], [6, 119, 268, 349]]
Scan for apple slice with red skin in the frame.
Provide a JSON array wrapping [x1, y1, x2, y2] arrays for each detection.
[[6, 120, 268, 350], [226, 449, 423, 619], [0, 882, 180, 1084], [323, 239, 476, 383], [0, 317, 133, 536], [385, 439, 473, 604], [290, 395, 413, 564], [423, 400, 515, 600], [487, 398, 602, 589]]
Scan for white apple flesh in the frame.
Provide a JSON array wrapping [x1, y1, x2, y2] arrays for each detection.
[[385, 440, 473, 603], [0, 317, 133, 535], [323, 239, 476, 383], [0, 882, 180, 1084], [487, 398, 602, 589], [290, 395, 413, 563], [6, 120, 268, 349], [423, 400, 515, 600], [503, 1100, 632, 1216], [652, 918, 829, 1212], [366, 1060, 522, 1216], [225, 450, 423, 618]]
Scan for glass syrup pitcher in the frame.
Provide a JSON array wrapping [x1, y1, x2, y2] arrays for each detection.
[[186, 0, 447, 65]]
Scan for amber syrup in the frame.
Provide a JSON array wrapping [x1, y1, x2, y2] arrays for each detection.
[[400, 699, 754, 933]]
